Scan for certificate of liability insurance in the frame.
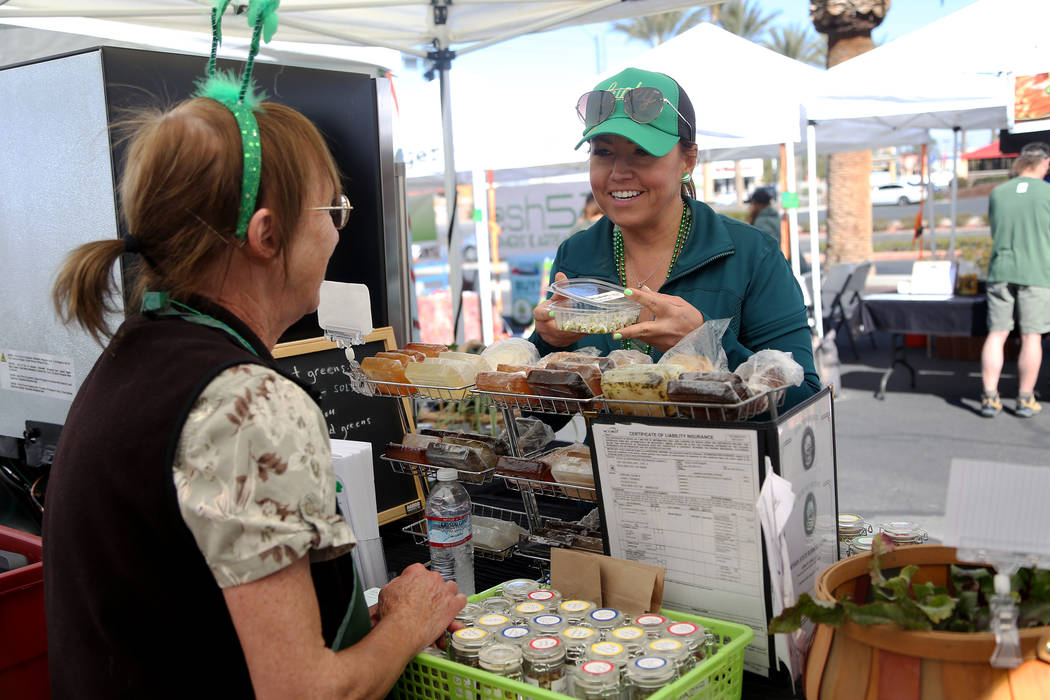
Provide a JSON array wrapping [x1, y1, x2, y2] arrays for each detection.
[[591, 423, 769, 676]]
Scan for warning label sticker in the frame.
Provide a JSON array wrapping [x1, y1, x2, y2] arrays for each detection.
[[1, 349, 76, 400]]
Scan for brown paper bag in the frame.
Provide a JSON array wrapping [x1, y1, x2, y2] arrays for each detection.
[[550, 549, 665, 617]]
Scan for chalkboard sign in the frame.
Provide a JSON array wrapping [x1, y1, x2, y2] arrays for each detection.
[[273, 328, 424, 525]]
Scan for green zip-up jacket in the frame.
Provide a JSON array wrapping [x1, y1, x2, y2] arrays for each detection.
[[530, 197, 819, 410]]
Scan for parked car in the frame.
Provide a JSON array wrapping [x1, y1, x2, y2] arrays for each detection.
[[871, 182, 924, 206]]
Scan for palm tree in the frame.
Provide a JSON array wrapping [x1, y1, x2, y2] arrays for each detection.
[[764, 23, 826, 68], [811, 0, 890, 264], [610, 9, 710, 48], [717, 0, 781, 42]]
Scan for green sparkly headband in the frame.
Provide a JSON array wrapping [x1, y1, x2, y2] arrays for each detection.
[[193, 0, 281, 239]]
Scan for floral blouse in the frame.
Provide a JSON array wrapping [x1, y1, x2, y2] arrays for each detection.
[[173, 364, 355, 588]]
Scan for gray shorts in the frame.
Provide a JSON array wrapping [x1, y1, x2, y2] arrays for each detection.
[[986, 281, 1050, 334]]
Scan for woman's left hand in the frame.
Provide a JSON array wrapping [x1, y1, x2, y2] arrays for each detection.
[[614, 286, 705, 353]]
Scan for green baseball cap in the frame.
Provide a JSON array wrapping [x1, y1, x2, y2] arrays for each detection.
[[575, 67, 696, 157]]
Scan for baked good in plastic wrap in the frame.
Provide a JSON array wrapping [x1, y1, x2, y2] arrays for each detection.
[[537, 351, 614, 372], [384, 442, 429, 464], [668, 371, 752, 404], [403, 358, 474, 394], [605, 349, 653, 367], [424, 441, 495, 483], [600, 364, 686, 416], [495, 455, 553, 482], [360, 356, 415, 395], [658, 317, 731, 373], [540, 444, 596, 500], [525, 368, 595, 400], [733, 349, 805, 413], [438, 351, 493, 377], [546, 361, 603, 396], [472, 516, 527, 552], [421, 429, 507, 455], [480, 337, 540, 368], [498, 416, 555, 456]]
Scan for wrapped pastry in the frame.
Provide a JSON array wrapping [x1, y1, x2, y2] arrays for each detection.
[[495, 455, 553, 482], [359, 356, 414, 395], [374, 351, 411, 367], [600, 364, 685, 415], [384, 442, 429, 464], [525, 368, 595, 399], [547, 361, 603, 397], [425, 442, 493, 482], [497, 363, 539, 374], [474, 371, 535, 401], [480, 337, 540, 368], [421, 429, 506, 454], [442, 437, 497, 467], [402, 342, 448, 357], [438, 350, 494, 376], [672, 372, 752, 403], [389, 348, 427, 362], [402, 433, 441, 450], [538, 352, 614, 372], [498, 416, 555, 455], [664, 353, 714, 373], [404, 358, 474, 392], [540, 444, 596, 501], [605, 349, 653, 367]]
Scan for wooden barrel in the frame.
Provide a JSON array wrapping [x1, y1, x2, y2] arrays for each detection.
[[805, 545, 1050, 699]]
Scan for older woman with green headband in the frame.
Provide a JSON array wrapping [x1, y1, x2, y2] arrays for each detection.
[[531, 67, 819, 409]]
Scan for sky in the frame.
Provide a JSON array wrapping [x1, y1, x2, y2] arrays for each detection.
[[392, 0, 990, 176]]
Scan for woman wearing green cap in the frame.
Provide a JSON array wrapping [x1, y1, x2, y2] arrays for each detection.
[[531, 67, 819, 409]]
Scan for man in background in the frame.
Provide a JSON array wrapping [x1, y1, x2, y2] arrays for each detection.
[[746, 187, 780, 240], [979, 142, 1050, 418]]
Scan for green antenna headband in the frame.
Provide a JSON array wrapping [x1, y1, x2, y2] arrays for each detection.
[[194, 0, 281, 240]]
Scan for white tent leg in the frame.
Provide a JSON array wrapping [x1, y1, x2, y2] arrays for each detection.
[[807, 122, 823, 338], [949, 126, 960, 260], [439, 61, 464, 345], [471, 169, 494, 346], [784, 141, 801, 278], [927, 156, 936, 257]]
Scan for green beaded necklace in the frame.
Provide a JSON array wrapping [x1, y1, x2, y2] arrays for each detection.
[[612, 200, 693, 354]]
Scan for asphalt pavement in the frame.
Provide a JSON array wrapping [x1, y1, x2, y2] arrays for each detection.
[[829, 329, 1050, 544]]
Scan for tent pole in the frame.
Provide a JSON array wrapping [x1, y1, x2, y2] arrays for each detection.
[[949, 126, 960, 260], [437, 52, 464, 345], [471, 169, 495, 346], [807, 122, 824, 338], [784, 141, 801, 278], [926, 145, 936, 258]]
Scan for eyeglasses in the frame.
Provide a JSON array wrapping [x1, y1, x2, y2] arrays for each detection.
[[576, 87, 688, 130], [311, 193, 353, 230]]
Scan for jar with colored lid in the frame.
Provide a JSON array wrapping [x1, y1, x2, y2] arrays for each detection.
[[633, 614, 668, 639], [587, 608, 624, 634], [559, 599, 596, 625], [571, 660, 622, 700], [498, 625, 533, 647], [450, 627, 491, 667], [586, 640, 629, 667], [526, 588, 563, 611], [513, 601, 549, 624], [560, 626, 600, 663], [478, 642, 524, 681], [454, 602, 483, 626], [665, 621, 707, 660], [476, 613, 511, 634], [646, 637, 693, 672], [609, 626, 646, 656], [625, 656, 678, 699], [522, 636, 567, 692], [838, 514, 872, 558], [878, 521, 928, 545], [848, 534, 875, 556], [501, 578, 541, 603], [531, 613, 568, 636]]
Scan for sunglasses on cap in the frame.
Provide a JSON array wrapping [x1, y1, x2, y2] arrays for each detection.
[[311, 193, 353, 230], [576, 87, 688, 130]]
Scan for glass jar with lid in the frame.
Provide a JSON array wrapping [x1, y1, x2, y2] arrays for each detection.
[[848, 534, 875, 556], [609, 626, 646, 656], [531, 614, 568, 637], [476, 613, 512, 635], [838, 514, 872, 559], [480, 596, 513, 615], [526, 589, 563, 612], [587, 608, 624, 636], [479, 642, 524, 681], [559, 599, 596, 625], [633, 614, 669, 639], [646, 637, 693, 673], [522, 636, 568, 693], [450, 627, 491, 667], [560, 626, 600, 663], [571, 660, 622, 700], [513, 601, 549, 624], [498, 625, 533, 647], [878, 521, 928, 546], [624, 656, 678, 700], [585, 640, 629, 668], [664, 621, 707, 660], [454, 602, 483, 627], [501, 578, 541, 604]]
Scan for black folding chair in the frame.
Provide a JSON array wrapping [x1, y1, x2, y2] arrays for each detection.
[[822, 261, 875, 360]]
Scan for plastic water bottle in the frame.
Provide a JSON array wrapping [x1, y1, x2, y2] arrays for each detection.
[[426, 468, 475, 595]]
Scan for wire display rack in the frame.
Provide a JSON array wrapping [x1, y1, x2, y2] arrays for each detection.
[[600, 385, 788, 422], [379, 455, 496, 485], [498, 474, 597, 503], [401, 502, 534, 562], [360, 377, 475, 401], [470, 389, 600, 416]]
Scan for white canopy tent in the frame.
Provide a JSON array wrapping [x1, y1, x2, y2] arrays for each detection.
[[1, 0, 719, 343]]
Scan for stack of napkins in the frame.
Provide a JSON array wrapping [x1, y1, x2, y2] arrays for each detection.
[[330, 439, 388, 589]]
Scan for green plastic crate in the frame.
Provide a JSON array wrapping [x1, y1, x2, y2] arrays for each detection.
[[390, 586, 753, 700]]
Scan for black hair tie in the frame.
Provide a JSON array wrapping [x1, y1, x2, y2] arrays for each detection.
[[123, 234, 142, 254]]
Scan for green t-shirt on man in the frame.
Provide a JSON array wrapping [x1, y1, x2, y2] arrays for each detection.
[[987, 176, 1050, 288]]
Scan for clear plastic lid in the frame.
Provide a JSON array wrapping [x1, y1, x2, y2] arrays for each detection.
[[479, 643, 523, 674], [879, 521, 928, 543], [548, 278, 643, 310], [501, 578, 541, 600]]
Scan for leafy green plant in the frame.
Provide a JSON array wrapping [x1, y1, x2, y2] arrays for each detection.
[[769, 535, 1050, 634]]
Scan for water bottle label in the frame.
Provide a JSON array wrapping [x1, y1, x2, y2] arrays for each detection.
[[427, 512, 472, 547]]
